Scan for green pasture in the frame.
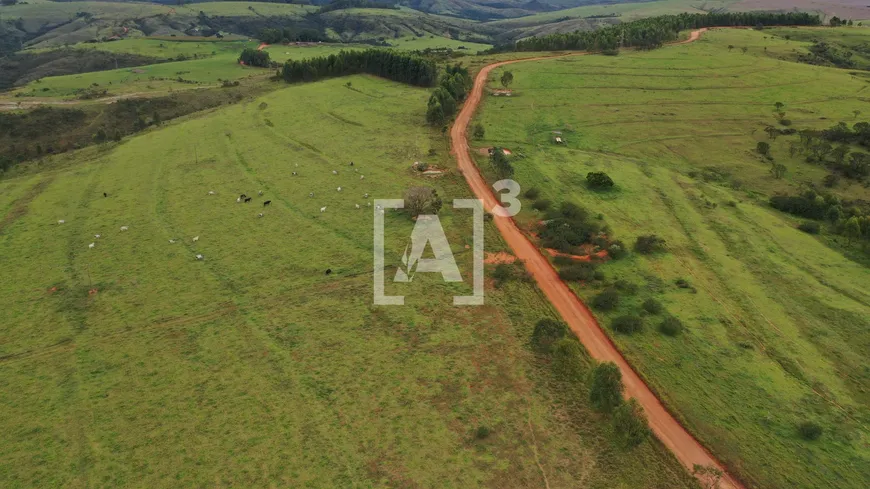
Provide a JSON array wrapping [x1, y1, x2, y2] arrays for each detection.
[[473, 27, 870, 489], [53, 38, 256, 60], [0, 75, 695, 488]]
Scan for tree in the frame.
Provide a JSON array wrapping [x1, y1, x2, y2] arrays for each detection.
[[774, 101, 784, 112], [612, 398, 650, 447], [490, 147, 514, 178], [741, 47, 748, 54], [757, 141, 771, 156], [552, 339, 586, 382], [531, 318, 568, 354], [845, 216, 862, 244], [854, 110, 861, 119], [727, 45, 734, 51], [472, 123, 485, 139], [797, 421, 823, 440], [500, 71, 514, 89], [765, 126, 779, 140], [586, 171, 614, 190], [238, 48, 270, 68], [642, 298, 662, 314], [612, 315, 643, 334], [659, 316, 683, 336], [634, 234, 665, 254], [404, 186, 442, 217], [770, 162, 787, 179], [589, 362, 623, 413], [592, 287, 620, 310], [693, 464, 724, 489], [1, 0, 19, 5], [826, 205, 842, 224], [426, 99, 445, 126]]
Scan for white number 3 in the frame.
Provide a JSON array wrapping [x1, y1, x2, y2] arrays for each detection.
[[492, 179, 521, 217]]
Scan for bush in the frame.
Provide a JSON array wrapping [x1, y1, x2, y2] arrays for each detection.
[[675, 278, 691, 289], [472, 123, 485, 139], [524, 187, 540, 199], [798, 221, 820, 234], [492, 263, 514, 286], [238, 48, 271, 68], [614, 280, 638, 294], [586, 171, 615, 190], [642, 298, 663, 314], [475, 425, 491, 440], [823, 174, 839, 188], [404, 186, 442, 217], [593, 270, 606, 281], [592, 287, 620, 311], [634, 235, 666, 254], [779, 119, 792, 126], [659, 316, 683, 336], [797, 421, 823, 441], [531, 318, 568, 353], [612, 315, 643, 335], [589, 362, 623, 413], [552, 338, 586, 382], [607, 240, 627, 260], [532, 199, 552, 211], [613, 398, 650, 447], [559, 262, 597, 282]]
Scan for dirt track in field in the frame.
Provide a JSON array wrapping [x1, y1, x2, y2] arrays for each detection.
[[450, 28, 746, 489]]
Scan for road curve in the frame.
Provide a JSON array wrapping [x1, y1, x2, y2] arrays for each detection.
[[450, 28, 745, 489]]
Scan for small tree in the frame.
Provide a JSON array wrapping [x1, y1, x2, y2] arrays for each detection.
[[659, 316, 683, 336], [642, 298, 662, 314], [757, 141, 771, 156], [490, 147, 514, 178], [531, 318, 568, 354], [589, 362, 623, 413], [844, 216, 862, 244], [500, 71, 513, 89], [634, 234, 665, 254], [764, 125, 779, 140], [612, 315, 643, 335], [693, 464, 724, 489], [612, 398, 650, 447], [586, 171, 614, 190], [592, 287, 620, 311], [238, 48, 270, 68], [404, 186, 442, 217], [774, 101, 784, 112], [552, 338, 586, 382], [741, 47, 748, 54], [472, 123, 485, 139], [770, 162, 787, 179], [797, 421, 823, 441]]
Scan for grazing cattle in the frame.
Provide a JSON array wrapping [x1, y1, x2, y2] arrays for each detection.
[[88, 243, 95, 249], [103, 192, 108, 198], [193, 236, 199, 242], [94, 234, 101, 239], [309, 192, 314, 198], [237, 197, 241, 203], [195, 254, 204, 260], [332, 170, 338, 175], [58, 220, 65, 224], [263, 200, 271, 207], [360, 175, 365, 180], [292, 172, 298, 176], [325, 268, 332, 275], [364, 193, 369, 198], [375, 204, 382, 210], [258, 191, 263, 196], [169, 239, 176, 244], [367, 202, 371, 207], [349, 161, 354, 166], [208, 191, 216, 195], [244, 197, 252, 203], [337, 186, 342, 192], [257, 213, 264, 218], [320, 206, 327, 213], [120, 226, 128, 231], [240, 194, 247, 199], [355, 204, 360, 209]]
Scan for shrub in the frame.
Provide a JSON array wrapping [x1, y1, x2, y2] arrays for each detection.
[[634, 234, 666, 254], [586, 171, 614, 190], [607, 240, 627, 259], [593, 270, 606, 281], [552, 338, 586, 382], [779, 119, 792, 126], [797, 421, 823, 440], [404, 186, 442, 217], [612, 315, 643, 335], [472, 123, 485, 139], [642, 298, 663, 314], [675, 278, 691, 289], [592, 287, 620, 311], [532, 199, 552, 211], [798, 222, 820, 234], [475, 425, 491, 440], [531, 318, 568, 354], [589, 362, 623, 413], [560, 201, 587, 220], [659, 316, 683, 336], [614, 280, 638, 294], [823, 174, 839, 188], [492, 263, 514, 286], [613, 398, 650, 447], [559, 262, 597, 282], [524, 187, 540, 199]]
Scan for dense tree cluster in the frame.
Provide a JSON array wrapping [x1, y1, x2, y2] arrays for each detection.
[[282, 49, 437, 86], [238, 48, 271, 67], [426, 63, 473, 125], [791, 124, 870, 180], [538, 201, 606, 254], [510, 12, 821, 52], [770, 190, 870, 247], [316, 0, 397, 14], [489, 147, 513, 178], [258, 27, 328, 44]]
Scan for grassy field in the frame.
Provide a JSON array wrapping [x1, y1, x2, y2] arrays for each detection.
[[0, 74, 698, 488], [472, 27, 870, 489]]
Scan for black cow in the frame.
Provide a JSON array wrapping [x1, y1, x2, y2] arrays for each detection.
[[240, 194, 247, 199], [325, 268, 332, 275], [263, 200, 271, 207], [244, 197, 252, 203], [103, 192, 108, 198]]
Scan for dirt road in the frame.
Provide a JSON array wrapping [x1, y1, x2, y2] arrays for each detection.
[[450, 28, 745, 489]]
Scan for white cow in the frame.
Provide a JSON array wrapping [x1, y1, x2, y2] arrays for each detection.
[[320, 206, 327, 213], [208, 191, 216, 195], [169, 239, 176, 244], [88, 243, 95, 249], [258, 213, 264, 218], [120, 226, 128, 231], [337, 186, 342, 192], [332, 170, 338, 175], [192, 236, 199, 242], [57, 220, 65, 224], [195, 254, 204, 260], [360, 175, 365, 180], [355, 204, 360, 209], [94, 234, 101, 239]]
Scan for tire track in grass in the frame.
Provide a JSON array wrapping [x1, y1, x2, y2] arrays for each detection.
[[449, 28, 747, 489]]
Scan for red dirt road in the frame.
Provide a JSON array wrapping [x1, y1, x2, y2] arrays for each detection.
[[450, 29, 744, 489]]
